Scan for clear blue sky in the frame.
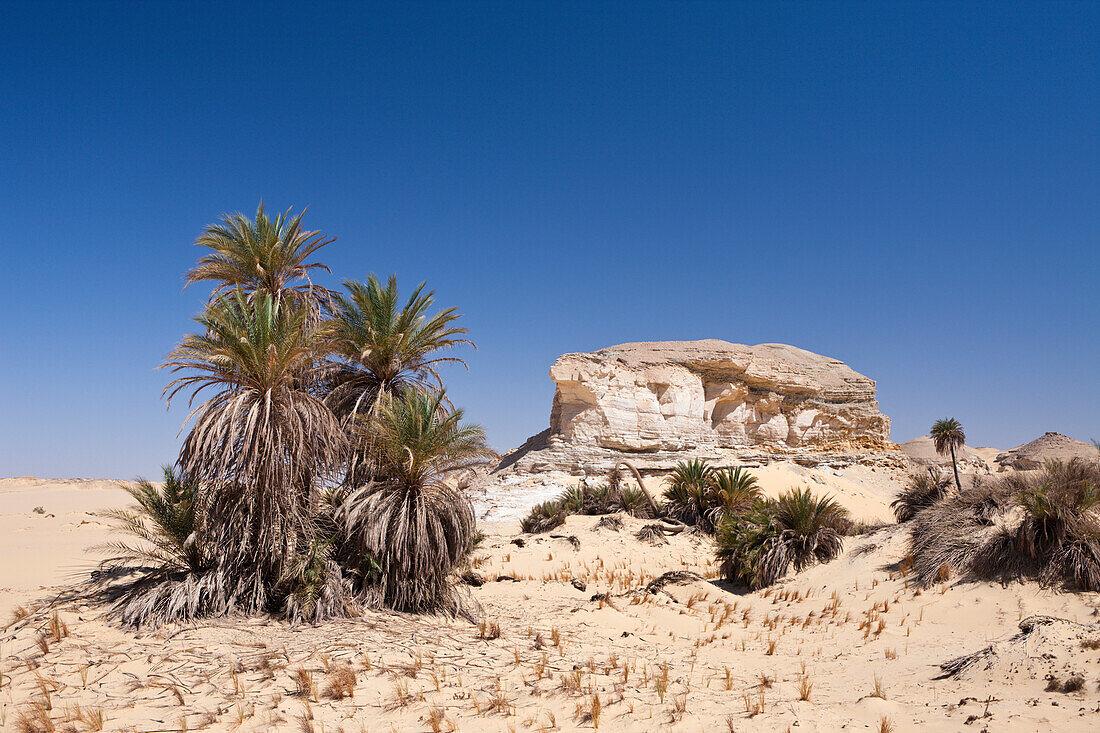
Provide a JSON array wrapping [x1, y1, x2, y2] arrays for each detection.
[[2, 2, 1097, 478]]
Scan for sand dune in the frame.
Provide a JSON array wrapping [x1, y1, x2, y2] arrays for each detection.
[[3, 474, 1099, 731]]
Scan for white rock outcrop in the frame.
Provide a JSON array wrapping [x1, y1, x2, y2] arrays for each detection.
[[500, 340, 901, 474]]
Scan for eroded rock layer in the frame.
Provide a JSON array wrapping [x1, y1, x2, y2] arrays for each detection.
[[502, 340, 902, 473]]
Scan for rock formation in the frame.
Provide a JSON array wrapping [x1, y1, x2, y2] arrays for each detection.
[[498, 340, 902, 474], [995, 432, 1097, 470]]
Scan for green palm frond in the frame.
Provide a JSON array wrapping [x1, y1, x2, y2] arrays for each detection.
[[186, 203, 332, 307], [716, 487, 847, 589], [93, 466, 208, 578], [930, 418, 966, 455]]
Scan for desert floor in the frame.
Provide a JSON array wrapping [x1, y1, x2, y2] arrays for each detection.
[[2, 472, 1100, 732]]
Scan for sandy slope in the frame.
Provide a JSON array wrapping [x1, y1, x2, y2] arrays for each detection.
[[2, 476, 1100, 732]]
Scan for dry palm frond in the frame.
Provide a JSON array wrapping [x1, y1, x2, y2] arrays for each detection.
[[891, 468, 953, 522], [340, 390, 493, 612], [910, 459, 1100, 590], [908, 481, 1011, 587]]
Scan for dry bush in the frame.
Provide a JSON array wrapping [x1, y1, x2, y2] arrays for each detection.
[[323, 664, 356, 699], [910, 460, 1100, 590], [478, 619, 502, 639], [291, 668, 317, 701], [892, 469, 953, 522]]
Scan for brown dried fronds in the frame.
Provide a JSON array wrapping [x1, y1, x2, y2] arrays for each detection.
[[15, 701, 55, 733]]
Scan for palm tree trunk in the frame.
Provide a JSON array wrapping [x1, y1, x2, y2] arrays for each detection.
[[950, 444, 962, 491], [616, 461, 660, 515], [616, 461, 687, 530]]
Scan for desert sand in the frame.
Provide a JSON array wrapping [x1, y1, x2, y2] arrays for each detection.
[[3, 471, 1099, 732]]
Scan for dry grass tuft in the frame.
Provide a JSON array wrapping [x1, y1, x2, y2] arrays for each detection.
[[15, 702, 55, 733], [478, 619, 502, 640], [323, 664, 356, 699], [798, 674, 813, 701], [291, 668, 317, 701]]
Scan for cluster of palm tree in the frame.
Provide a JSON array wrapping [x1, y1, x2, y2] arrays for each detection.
[[662, 459, 762, 533], [98, 205, 494, 626]]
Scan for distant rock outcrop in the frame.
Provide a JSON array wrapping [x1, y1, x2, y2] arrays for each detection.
[[498, 340, 902, 474], [995, 432, 1097, 470], [899, 436, 991, 473]]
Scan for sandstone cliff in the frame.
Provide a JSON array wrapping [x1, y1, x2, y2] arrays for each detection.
[[499, 340, 902, 474]]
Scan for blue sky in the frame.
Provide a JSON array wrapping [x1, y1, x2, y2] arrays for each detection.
[[2, 2, 1097, 478]]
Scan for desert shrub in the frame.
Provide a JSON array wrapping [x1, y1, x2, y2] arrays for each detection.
[[891, 468, 953, 522], [520, 475, 655, 533], [910, 459, 1100, 590], [521, 501, 567, 533], [662, 460, 760, 533], [716, 487, 848, 589]]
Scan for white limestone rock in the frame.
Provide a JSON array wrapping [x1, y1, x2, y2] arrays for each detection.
[[501, 340, 901, 474]]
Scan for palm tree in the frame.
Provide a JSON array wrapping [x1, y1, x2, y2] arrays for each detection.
[[162, 290, 345, 613], [662, 459, 716, 528], [338, 390, 494, 613], [322, 275, 473, 485], [717, 488, 848, 589], [185, 203, 333, 308], [96, 466, 208, 580], [92, 467, 214, 626], [931, 418, 966, 491], [709, 467, 762, 526]]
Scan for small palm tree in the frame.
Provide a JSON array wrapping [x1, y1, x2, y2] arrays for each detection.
[[322, 275, 473, 486], [339, 390, 494, 613], [891, 468, 953, 522], [96, 466, 207, 579], [93, 467, 217, 626], [709, 467, 762, 527], [185, 203, 333, 307], [162, 290, 345, 612], [931, 418, 966, 491], [662, 459, 716, 528], [717, 488, 848, 589]]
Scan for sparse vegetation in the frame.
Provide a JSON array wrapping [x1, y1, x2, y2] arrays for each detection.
[[892, 468, 953, 522], [716, 487, 848, 589], [519, 476, 655, 534], [910, 458, 1100, 590]]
